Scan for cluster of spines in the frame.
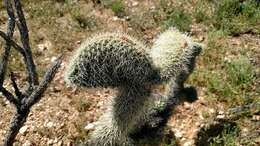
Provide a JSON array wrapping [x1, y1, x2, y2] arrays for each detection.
[[149, 28, 201, 81], [64, 32, 159, 88], [64, 29, 201, 146]]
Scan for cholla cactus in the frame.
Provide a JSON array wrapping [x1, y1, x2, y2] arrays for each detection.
[[65, 32, 159, 146], [143, 28, 202, 130], [64, 29, 201, 146], [64, 32, 159, 88], [150, 28, 201, 83], [89, 85, 152, 146]]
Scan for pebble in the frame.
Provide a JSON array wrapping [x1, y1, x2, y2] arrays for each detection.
[[218, 111, 225, 115], [199, 113, 204, 120], [45, 121, 54, 128], [55, 141, 63, 146], [22, 140, 32, 146], [183, 140, 194, 146], [19, 125, 28, 135], [47, 139, 54, 145], [132, 1, 138, 6], [216, 114, 225, 119], [51, 56, 57, 62], [184, 102, 191, 109], [113, 16, 119, 21], [209, 108, 215, 113], [252, 115, 260, 121], [174, 130, 183, 138], [84, 123, 95, 131]]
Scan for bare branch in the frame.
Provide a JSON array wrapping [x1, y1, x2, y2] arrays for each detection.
[[0, 31, 26, 56], [10, 72, 23, 99], [0, 87, 19, 105], [26, 55, 62, 108], [13, 0, 39, 87], [0, 0, 16, 86], [0, 1, 63, 145], [4, 109, 29, 146], [228, 102, 260, 114]]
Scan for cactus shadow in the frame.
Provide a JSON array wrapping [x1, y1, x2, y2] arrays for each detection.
[[131, 86, 198, 146], [194, 119, 239, 146]]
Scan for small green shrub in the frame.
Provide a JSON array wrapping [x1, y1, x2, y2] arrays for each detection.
[[162, 9, 192, 32], [100, 0, 125, 17], [212, 0, 260, 35], [70, 8, 97, 30], [210, 123, 240, 146], [193, 1, 210, 23], [111, 0, 124, 15], [226, 57, 255, 87]]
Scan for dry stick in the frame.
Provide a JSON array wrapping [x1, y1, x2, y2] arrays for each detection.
[[3, 58, 62, 146], [0, 87, 19, 105], [0, 0, 63, 145], [13, 0, 39, 87], [0, 31, 26, 57], [0, 0, 15, 86], [3, 108, 30, 146], [10, 72, 23, 99]]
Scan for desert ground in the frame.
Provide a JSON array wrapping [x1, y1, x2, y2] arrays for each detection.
[[0, 0, 259, 146]]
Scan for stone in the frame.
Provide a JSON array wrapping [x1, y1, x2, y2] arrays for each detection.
[[22, 140, 32, 146], [84, 123, 95, 131], [19, 125, 28, 135]]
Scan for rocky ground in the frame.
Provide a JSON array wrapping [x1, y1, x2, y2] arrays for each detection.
[[0, 0, 259, 146]]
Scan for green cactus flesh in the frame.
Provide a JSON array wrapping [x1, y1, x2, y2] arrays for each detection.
[[64, 33, 158, 88], [150, 28, 201, 81]]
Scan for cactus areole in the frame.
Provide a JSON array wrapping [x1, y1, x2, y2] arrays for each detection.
[[64, 32, 159, 88]]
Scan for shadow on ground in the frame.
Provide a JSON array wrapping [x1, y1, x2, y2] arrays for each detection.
[[132, 86, 198, 146]]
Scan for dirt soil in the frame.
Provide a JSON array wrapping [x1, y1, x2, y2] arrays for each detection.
[[0, 0, 259, 146]]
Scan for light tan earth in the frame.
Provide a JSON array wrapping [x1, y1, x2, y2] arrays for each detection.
[[0, 0, 259, 146]]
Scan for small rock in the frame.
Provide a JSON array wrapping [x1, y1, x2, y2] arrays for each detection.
[[53, 138, 58, 143], [209, 108, 215, 113], [252, 115, 260, 121], [67, 141, 72, 146], [218, 111, 224, 115], [195, 122, 201, 126], [216, 114, 225, 119], [181, 137, 186, 141], [22, 140, 32, 146], [37, 44, 46, 52], [198, 36, 205, 42], [84, 123, 95, 131], [132, 1, 138, 6], [183, 140, 194, 146], [51, 56, 57, 62], [76, 41, 81, 44], [19, 125, 28, 135], [174, 130, 183, 138], [184, 102, 191, 109], [150, 6, 156, 10], [46, 121, 54, 128], [57, 141, 63, 146], [97, 101, 103, 107], [44, 58, 50, 61], [199, 113, 204, 120], [38, 41, 52, 52], [113, 16, 119, 21], [47, 139, 54, 145]]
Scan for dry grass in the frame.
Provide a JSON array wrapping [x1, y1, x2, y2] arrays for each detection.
[[0, 0, 259, 145]]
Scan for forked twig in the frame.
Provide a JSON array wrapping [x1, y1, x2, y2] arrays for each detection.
[[0, 0, 63, 145], [0, 0, 15, 86]]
